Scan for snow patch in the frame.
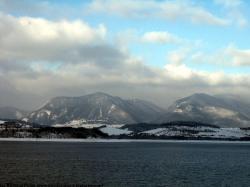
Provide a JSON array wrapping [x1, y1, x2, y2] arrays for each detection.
[[99, 107, 103, 118], [141, 126, 250, 139], [43, 110, 51, 116], [30, 112, 35, 117], [109, 124, 125, 128], [100, 126, 132, 136], [185, 105, 193, 112], [0, 120, 6, 125], [22, 118, 28, 122], [52, 119, 111, 129], [108, 104, 116, 114], [142, 128, 184, 136], [143, 128, 167, 135], [174, 108, 183, 113]]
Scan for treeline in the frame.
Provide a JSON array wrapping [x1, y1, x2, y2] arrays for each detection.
[[0, 126, 108, 139]]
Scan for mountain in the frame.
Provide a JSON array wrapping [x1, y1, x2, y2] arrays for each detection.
[[156, 93, 250, 127], [0, 106, 27, 120], [27, 92, 166, 126], [4, 92, 250, 128]]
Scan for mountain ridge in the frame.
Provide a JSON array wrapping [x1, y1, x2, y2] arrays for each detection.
[[1, 92, 250, 128], [156, 93, 250, 127], [26, 92, 166, 125]]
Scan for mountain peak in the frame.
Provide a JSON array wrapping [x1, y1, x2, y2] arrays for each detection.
[[92, 92, 110, 95], [158, 92, 250, 127], [175, 93, 219, 106], [27, 92, 165, 125], [190, 93, 211, 97], [184, 93, 214, 101], [86, 92, 113, 98]]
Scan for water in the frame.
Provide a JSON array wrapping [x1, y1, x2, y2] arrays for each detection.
[[1, 141, 250, 187]]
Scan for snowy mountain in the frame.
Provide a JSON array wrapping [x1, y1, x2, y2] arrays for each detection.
[[2, 92, 250, 128], [27, 92, 166, 126], [0, 107, 27, 120], [156, 93, 250, 127]]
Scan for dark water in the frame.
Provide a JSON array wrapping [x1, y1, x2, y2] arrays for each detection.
[[1, 141, 250, 187]]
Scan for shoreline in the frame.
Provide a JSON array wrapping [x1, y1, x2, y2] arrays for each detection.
[[1, 138, 250, 144]]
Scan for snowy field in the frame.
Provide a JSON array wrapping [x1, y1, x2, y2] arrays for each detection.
[[1, 118, 250, 140], [0, 120, 6, 125], [140, 126, 250, 139], [52, 119, 125, 129], [99, 125, 250, 139], [100, 126, 132, 135]]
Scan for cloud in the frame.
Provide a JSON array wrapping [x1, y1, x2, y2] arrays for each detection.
[[0, 12, 250, 110], [164, 63, 193, 80], [167, 48, 191, 65], [225, 45, 250, 66], [87, 0, 229, 26], [164, 63, 231, 86], [0, 0, 79, 19], [214, 0, 248, 27], [163, 46, 250, 87], [142, 31, 181, 44], [0, 13, 107, 62], [0, 0, 50, 15], [189, 44, 250, 67]]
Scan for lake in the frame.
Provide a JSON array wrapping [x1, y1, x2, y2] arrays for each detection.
[[0, 140, 250, 187]]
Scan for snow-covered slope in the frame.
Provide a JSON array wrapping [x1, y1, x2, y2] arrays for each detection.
[[156, 93, 250, 127], [4, 92, 250, 128], [140, 126, 250, 139], [101, 122, 250, 139], [27, 92, 165, 126], [100, 126, 132, 136]]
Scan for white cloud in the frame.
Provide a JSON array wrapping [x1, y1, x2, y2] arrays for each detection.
[[164, 63, 193, 80], [142, 31, 180, 44], [167, 48, 191, 65], [0, 12, 250, 109], [0, 13, 107, 61], [214, 0, 248, 27], [164, 46, 250, 86], [16, 17, 106, 42], [164, 62, 250, 86], [225, 45, 250, 66], [182, 44, 250, 68], [87, 0, 229, 26]]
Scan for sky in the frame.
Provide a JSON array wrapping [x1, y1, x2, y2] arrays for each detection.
[[0, 0, 250, 110]]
